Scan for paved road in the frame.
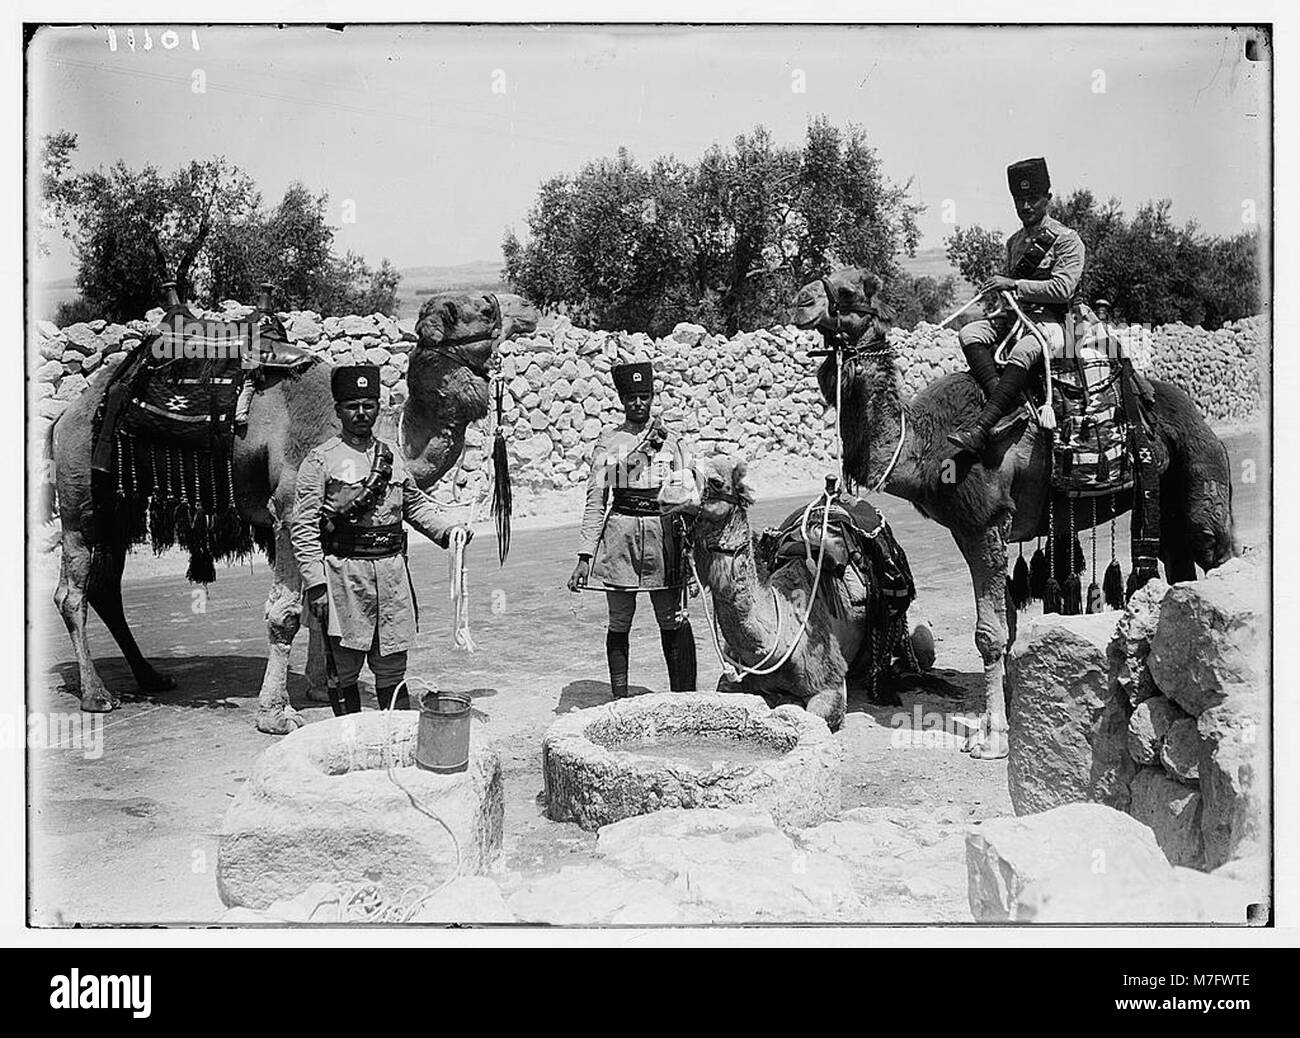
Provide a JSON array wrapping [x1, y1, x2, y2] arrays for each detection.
[[28, 428, 1266, 923]]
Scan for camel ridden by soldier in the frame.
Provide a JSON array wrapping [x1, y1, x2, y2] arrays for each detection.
[[567, 361, 698, 700], [291, 364, 473, 715], [949, 156, 1086, 456]]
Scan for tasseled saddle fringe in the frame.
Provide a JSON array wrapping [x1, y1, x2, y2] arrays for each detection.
[[491, 380, 512, 566], [1028, 542, 1048, 601], [1009, 549, 1031, 611], [1103, 559, 1125, 609], [101, 435, 261, 584]]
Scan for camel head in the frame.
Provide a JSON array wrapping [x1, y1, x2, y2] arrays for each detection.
[[413, 290, 540, 377], [659, 454, 756, 527], [792, 267, 894, 346]]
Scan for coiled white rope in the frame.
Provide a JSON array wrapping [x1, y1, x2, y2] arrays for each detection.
[[448, 527, 475, 652]]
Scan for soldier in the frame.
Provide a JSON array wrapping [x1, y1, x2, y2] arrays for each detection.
[[292, 365, 472, 715], [567, 361, 697, 699], [949, 157, 1086, 455]]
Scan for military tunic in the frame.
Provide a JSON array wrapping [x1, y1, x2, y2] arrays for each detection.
[[578, 423, 687, 590], [1005, 213, 1086, 320], [292, 436, 452, 654]]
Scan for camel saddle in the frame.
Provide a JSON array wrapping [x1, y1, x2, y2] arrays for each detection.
[[92, 307, 312, 470], [758, 489, 916, 617]]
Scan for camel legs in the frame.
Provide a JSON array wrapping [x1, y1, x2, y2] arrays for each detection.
[[954, 521, 1011, 761], [84, 543, 177, 695], [805, 681, 847, 733], [54, 527, 115, 712], [254, 518, 306, 735]]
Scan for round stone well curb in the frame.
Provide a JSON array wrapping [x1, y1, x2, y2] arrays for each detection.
[[542, 693, 841, 831], [217, 711, 503, 910]]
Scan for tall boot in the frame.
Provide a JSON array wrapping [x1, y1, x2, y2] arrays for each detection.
[[339, 683, 362, 715], [947, 363, 1030, 456], [676, 621, 696, 697], [606, 630, 630, 700], [376, 685, 410, 710], [961, 342, 1001, 397], [660, 627, 681, 692]]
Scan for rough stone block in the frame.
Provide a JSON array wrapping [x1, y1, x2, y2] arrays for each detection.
[[1126, 695, 1187, 765], [217, 712, 503, 910], [1006, 612, 1118, 815], [1129, 766, 1203, 867], [966, 802, 1170, 922]]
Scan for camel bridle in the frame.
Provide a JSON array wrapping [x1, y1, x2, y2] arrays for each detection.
[[426, 291, 503, 380]]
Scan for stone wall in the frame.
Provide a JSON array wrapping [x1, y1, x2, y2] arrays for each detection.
[[30, 307, 1267, 509], [1007, 556, 1269, 873]]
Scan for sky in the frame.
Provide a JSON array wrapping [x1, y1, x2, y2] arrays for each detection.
[[27, 23, 1270, 280]]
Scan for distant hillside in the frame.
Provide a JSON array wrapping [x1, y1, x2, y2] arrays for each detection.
[[395, 260, 508, 319], [898, 245, 963, 284]]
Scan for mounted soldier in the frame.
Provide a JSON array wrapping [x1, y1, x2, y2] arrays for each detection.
[[291, 365, 472, 715], [567, 361, 698, 699], [949, 156, 1086, 455]]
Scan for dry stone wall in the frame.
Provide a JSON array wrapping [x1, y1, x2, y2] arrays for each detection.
[[31, 306, 1266, 509]]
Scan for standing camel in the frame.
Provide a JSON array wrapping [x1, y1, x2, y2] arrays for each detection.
[[792, 268, 1236, 759], [659, 454, 915, 732], [48, 291, 538, 734]]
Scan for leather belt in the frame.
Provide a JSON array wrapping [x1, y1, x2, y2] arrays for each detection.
[[321, 521, 406, 559], [611, 487, 663, 516]]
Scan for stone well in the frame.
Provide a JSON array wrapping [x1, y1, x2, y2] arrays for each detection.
[[542, 693, 840, 831], [217, 711, 503, 910]]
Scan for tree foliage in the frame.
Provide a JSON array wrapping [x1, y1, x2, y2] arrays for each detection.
[[942, 189, 1261, 330], [41, 133, 400, 321], [503, 118, 923, 335]]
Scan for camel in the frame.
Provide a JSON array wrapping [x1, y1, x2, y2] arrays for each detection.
[[792, 267, 1237, 759], [660, 454, 916, 732], [48, 290, 539, 734]]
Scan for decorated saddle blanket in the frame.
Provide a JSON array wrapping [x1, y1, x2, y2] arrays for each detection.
[[1049, 316, 1135, 497], [757, 492, 916, 616]]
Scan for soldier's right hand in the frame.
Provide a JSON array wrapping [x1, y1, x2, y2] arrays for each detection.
[[567, 558, 591, 592], [305, 585, 330, 624]]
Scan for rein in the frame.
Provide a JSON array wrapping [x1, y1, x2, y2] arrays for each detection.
[[427, 292, 503, 379]]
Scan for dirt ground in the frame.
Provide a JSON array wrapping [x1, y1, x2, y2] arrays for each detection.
[[26, 427, 1266, 925]]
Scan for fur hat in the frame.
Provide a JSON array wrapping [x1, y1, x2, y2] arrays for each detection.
[[612, 362, 653, 397], [331, 365, 381, 402], [1007, 157, 1050, 199]]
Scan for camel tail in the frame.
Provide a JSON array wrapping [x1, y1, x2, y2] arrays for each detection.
[[37, 417, 57, 524]]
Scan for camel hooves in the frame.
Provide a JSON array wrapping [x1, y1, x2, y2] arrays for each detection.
[[255, 706, 305, 735], [964, 731, 1009, 760], [80, 690, 120, 713]]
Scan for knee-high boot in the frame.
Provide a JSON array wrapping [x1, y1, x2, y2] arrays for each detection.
[[948, 363, 1030, 455], [961, 342, 1001, 397], [376, 685, 410, 710], [606, 630, 630, 699], [339, 683, 362, 715]]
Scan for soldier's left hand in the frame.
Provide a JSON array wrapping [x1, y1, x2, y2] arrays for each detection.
[[980, 275, 1017, 295]]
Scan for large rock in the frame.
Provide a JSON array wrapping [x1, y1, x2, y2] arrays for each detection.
[[217, 712, 503, 910], [592, 807, 862, 923], [1005, 612, 1119, 815], [507, 863, 703, 926], [1107, 578, 1169, 708], [1129, 767, 1203, 866], [1126, 695, 1187, 765], [1160, 717, 1201, 782], [1198, 701, 1269, 869], [1147, 558, 1264, 716], [966, 803, 1171, 922]]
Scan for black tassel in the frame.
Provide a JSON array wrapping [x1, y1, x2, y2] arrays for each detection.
[[1043, 577, 1062, 614], [1102, 560, 1125, 609], [491, 428, 512, 566], [1073, 538, 1085, 577], [173, 500, 192, 541], [1063, 573, 1082, 615], [1029, 545, 1048, 600], [128, 493, 149, 543], [1126, 564, 1156, 600], [252, 524, 276, 565], [1010, 551, 1031, 611], [186, 546, 216, 585], [1086, 581, 1102, 613]]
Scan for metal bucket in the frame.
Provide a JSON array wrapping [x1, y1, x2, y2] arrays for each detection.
[[415, 690, 472, 774]]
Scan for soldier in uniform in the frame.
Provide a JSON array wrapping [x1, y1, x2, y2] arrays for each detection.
[[292, 365, 472, 715], [949, 157, 1086, 455], [567, 361, 697, 699]]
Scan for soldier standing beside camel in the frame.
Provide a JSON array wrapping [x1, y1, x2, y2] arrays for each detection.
[[292, 365, 473, 715], [568, 361, 697, 699]]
